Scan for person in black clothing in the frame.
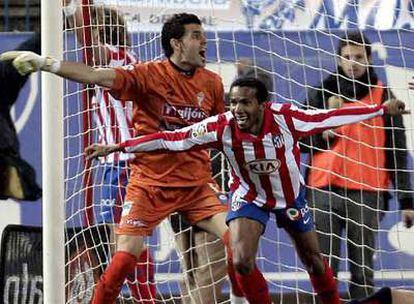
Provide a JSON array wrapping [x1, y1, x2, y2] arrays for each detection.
[[301, 31, 414, 300], [0, 33, 41, 201]]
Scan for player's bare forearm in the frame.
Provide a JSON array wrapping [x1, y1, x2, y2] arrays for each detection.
[[57, 61, 116, 88], [0, 51, 116, 88]]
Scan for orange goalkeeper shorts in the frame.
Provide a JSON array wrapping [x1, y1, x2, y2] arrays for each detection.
[[115, 183, 228, 236]]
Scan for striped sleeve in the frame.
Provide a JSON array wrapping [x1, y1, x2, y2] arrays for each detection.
[[282, 103, 385, 137], [119, 114, 224, 153]]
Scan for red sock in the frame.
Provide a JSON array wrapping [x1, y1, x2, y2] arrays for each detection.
[[309, 259, 341, 304], [91, 251, 137, 304], [235, 266, 272, 304], [222, 230, 244, 297], [126, 248, 156, 303]]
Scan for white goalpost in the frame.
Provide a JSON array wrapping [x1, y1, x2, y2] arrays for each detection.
[[41, 0, 65, 303], [48, 1, 414, 304]]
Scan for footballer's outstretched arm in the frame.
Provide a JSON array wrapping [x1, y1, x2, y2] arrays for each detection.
[[57, 61, 116, 88], [85, 116, 223, 160], [283, 99, 408, 138], [0, 51, 116, 89]]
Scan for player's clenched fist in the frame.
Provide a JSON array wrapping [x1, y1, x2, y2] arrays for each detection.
[[84, 143, 121, 160], [383, 98, 410, 116], [0, 51, 60, 75]]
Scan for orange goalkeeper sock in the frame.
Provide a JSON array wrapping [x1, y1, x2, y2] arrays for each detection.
[[309, 259, 341, 304], [222, 230, 245, 298], [126, 248, 156, 303], [91, 251, 136, 304]]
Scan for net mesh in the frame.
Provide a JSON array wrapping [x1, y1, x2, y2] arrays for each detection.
[[61, 0, 414, 303]]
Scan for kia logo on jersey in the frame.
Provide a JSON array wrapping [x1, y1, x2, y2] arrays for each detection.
[[245, 159, 281, 175], [163, 104, 207, 123]]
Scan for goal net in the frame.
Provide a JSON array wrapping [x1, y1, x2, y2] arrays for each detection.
[[61, 0, 414, 303]]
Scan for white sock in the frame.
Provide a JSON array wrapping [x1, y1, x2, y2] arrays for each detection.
[[230, 293, 248, 304]]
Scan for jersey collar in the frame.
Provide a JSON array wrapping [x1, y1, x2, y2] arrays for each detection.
[[168, 59, 196, 77]]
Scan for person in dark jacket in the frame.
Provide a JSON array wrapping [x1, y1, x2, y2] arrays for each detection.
[[0, 33, 41, 201], [301, 31, 414, 300]]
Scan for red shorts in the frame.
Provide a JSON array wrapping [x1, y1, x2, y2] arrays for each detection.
[[116, 183, 227, 236]]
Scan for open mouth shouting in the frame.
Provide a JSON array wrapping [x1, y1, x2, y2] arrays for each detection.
[[199, 49, 206, 63]]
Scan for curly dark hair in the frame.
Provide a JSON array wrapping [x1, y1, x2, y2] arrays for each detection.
[[92, 6, 130, 47], [161, 13, 201, 58], [229, 77, 269, 104]]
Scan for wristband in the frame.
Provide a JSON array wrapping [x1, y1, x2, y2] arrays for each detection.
[[43, 57, 61, 73]]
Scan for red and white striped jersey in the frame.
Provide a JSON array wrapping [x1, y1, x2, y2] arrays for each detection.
[[92, 45, 137, 163], [120, 102, 385, 209]]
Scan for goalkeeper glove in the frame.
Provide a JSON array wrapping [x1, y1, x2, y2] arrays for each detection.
[[0, 51, 61, 76]]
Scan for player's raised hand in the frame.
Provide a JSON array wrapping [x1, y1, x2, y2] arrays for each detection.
[[383, 99, 410, 115], [85, 143, 120, 160], [0, 51, 60, 76]]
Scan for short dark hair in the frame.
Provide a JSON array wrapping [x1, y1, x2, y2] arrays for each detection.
[[337, 31, 371, 57], [229, 77, 269, 104], [161, 13, 201, 58]]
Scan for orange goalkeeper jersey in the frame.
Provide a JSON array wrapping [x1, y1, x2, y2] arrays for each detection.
[[110, 59, 225, 187]]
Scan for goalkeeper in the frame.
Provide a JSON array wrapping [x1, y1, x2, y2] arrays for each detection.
[[0, 33, 42, 201], [0, 13, 247, 304]]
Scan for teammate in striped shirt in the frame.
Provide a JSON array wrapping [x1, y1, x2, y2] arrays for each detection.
[[85, 77, 409, 304], [64, 2, 155, 301]]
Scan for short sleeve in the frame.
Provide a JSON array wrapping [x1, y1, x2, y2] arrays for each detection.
[[110, 63, 147, 101], [212, 76, 225, 115]]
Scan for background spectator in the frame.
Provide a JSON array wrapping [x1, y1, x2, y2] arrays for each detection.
[[302, 31, 414, 300]]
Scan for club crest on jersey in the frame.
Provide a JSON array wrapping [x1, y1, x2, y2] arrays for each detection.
[[245, 159, 281, 175], [191, 123, 208, 138], [196, 92, 205, 107], [272, 133, 285, 148]]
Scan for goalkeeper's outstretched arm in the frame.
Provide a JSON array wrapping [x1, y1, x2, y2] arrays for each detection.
[[0, 51, 116, 89]]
